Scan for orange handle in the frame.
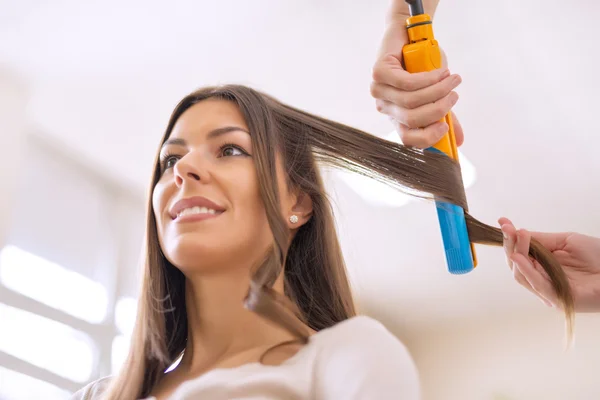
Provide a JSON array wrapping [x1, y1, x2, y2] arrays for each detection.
[[402, 13, 478, 267], [402, 14, 458, 161]]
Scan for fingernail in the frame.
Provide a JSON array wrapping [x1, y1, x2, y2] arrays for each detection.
[[434, 124, 449, 140], [440, 69, 450, 79], [453, 75, 462, 85], [440, 122, 449, 135], [450, 92, 459, 105]]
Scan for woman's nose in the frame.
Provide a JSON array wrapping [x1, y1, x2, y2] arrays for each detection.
[[173, 155, 204, 187]]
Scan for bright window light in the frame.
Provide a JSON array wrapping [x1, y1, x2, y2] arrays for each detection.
[[111, 334, 129, 375], [337, 130, 477, 207], [0, 366, 70, 400], [112, 297, 138, 374], [111, 334, 183, 375], [115, 296, 137, 337], [0, 245, 108, 323], [0, 303, 95, 383]]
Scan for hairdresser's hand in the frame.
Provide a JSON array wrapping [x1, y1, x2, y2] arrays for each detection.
[[370, 14, 464, 149], [499, 217, 600, 313]]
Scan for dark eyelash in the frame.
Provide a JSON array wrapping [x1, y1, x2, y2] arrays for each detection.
[[219, 143, 250, 157], [160, 152, 181, 171], [159, 143, 250, 172]]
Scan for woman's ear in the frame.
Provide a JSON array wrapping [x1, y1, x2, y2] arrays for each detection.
[[287, 191, 313, 229]]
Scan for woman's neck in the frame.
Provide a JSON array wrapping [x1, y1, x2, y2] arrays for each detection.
[[178, 270, 294, 374], [149, 269, 315, 400]]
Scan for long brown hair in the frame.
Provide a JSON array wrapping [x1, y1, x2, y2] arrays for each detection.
[[103, 85, 573, 399]]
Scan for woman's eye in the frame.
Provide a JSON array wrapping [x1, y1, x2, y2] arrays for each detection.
[[163, 155, 180, 170], [220, 145, 247, 157]]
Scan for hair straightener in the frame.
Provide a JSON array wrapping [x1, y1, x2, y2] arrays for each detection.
[[402, 0, 478, 274]]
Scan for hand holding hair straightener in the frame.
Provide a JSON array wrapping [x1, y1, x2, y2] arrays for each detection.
[[372, 0, 600, 315], [373, 0, 475, 274]]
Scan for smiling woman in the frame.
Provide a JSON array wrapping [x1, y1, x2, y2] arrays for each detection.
[[152, 102, 277, 282], [71, 84, 573, 400]]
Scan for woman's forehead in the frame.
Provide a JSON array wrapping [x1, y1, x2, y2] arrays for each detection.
[[171, 99, 247, 137]]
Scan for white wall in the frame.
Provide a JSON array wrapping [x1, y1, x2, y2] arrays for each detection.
[[0, 68, 27, 249], [406, 311, 600, 400], [0, 66, 147, 397]]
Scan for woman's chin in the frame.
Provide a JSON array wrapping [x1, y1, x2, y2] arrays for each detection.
[[163, 238, 238, 273]]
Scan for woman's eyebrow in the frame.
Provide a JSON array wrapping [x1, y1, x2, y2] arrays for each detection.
[[206, 126, 250, 140], [161, 126, 250, 150]]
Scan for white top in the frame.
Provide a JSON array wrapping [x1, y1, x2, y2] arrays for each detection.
[[72, 316, 420, 400]]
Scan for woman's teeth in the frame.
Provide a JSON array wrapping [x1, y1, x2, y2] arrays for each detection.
[[177, 206, 218, 218]]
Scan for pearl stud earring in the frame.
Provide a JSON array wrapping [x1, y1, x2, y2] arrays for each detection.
[[289, 215, 299, 224]]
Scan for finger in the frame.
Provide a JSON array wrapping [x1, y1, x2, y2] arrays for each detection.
[[398, 121, 450, 149], [498, 219, 553, 307], [498, 217, 514, 227], [514, 263, 553, 308], [512, 256, 535, 293], [499, 222, 517, 269], [370, 74, 462, 110], [451, 111, 464, 147], [511, 258, 551, 307], [497, 218, 566, 252], [511, 230, 539, 297], [528, 231, 569, 252], [510, 238, 553, 308], [519, 229, 553, 283], [500, 223, 552, 281], [531, 258, 552, 284], [515, 229, 531, 258], [395, 91, 459, 129], [372, 55, 450, 92], [382, 109, 450, 148], [511, 253, 558, 307]]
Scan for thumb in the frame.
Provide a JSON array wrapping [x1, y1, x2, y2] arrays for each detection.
[[377, 20, 409, 61], [381, 53, 403, 68], [529, 231, 569, 252]]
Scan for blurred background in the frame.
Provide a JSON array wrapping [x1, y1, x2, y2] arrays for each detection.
[[1, 0, 599, 399]]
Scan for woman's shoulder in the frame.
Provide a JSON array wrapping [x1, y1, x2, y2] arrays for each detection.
[[315, 315, 405, 348], [70, 376, 112, 400], [310, 315, 420, 398], [310, 314, 415, 365]]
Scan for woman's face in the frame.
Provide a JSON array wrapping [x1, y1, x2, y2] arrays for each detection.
[[152, 99, 301, 274]]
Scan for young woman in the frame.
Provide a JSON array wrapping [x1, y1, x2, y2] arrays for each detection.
[[71, 83, 573, 400], [69, 1, 583, 398]]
